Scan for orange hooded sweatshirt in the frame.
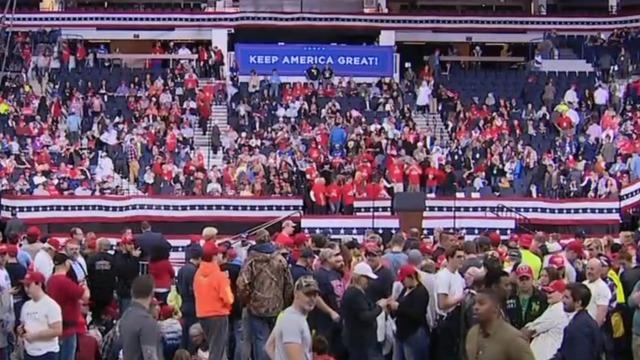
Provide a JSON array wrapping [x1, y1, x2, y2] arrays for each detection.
[[194, 261, 234, 317]]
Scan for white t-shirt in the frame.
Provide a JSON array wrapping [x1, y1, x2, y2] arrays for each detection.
[[435, 267, 465, 316], [21, 295, 62, 356], [272, 306, 312, 360], [583, 278, 611, 321]]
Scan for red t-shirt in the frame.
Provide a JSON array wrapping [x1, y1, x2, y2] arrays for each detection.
[[148, 259, 175, 290], [342, 183, 355, 205], [46, 274, 84, 338], [388, 163, 404, 183], [326, 184, 341, 203], [407, 165, 422, 185], [275, 233, 293, 248]]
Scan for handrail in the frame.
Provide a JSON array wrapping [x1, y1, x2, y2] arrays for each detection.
[[488, 203, 535, 234], [225, 209, 303, 245]]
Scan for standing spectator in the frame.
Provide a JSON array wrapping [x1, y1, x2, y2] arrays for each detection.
[[505, 264, 548, 329], [237, 231, 293, 360], [306, 64, 321, 89], [64, 238, 87, 284], [382, 234, 408, 277], [119, 275, 164, 360], [134, 221, 171, 261], [265, 276, 320, 359], [341, 262, 387, 359], [6, 244, 27, 324], [269, 69, 281, 98], [113, 235, 140, 314], [434, 245, 466, 360], [19, 271, 63, 360], [46, 252, 90, 360], [4, 210, 24, 239], [552, 283, 604, 360], [148, 249, 175, 305], [22, 226, 43, 261], [627, 277, 640, 360], [33, 238, 62, 281], [86, 238, 116, 323], [274, 220, 296, 248], [523, 280, 570, 360], [583, 258, 612, 327], [194, 242, 234, 360], [310, 248, 343, 356], [290, 247, 315, 283], [177, 246, 202, 350], [321, 65, 334, 87], [220, 248, 243, 360], [465, 289, 535, 360], [387, 264, 430, 360]]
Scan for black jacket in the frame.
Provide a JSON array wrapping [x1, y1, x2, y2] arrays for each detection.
[[341, 286, 382, 348], [176, 262, 197, 317], [621, 266, 640, 300], [114, 251, 140, 298], [87, 251, 116, 298], [552, 310, 603, 360], [134, 231, 171, 261], [505, 289, 548, 329], [394, 284, 428, 341]]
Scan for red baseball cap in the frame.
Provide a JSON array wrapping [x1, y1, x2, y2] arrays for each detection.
[[44, 238, 62, 252], [397, 265, 418, 282], [549, 254, 565, 269], [202, 241, 222, 260], [566, 241, 584, 256], [542, 280, 567, 294], [519, 234, 534, 249], [293, 233, 309, 247], [488, 232, 501, 247], [362, 242, 382, 256], [22, 271, 46, 286], [6, 244, 18, 257], [0, 245, 7, 255], [159, 305, 175, 320], [515, 264, 534, 279], [26, 226, 41, 238]]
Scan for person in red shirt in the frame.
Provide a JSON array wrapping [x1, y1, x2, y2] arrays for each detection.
[[342, 177, 356, 215], [148, 252, 175, 304], [274, 220, 296, 248], [406, 161, 423, 192], [326, 179, 342, 214], [310, 178, 327, 214], [47, 252, 90, 360], [387, 157, 405, 193]]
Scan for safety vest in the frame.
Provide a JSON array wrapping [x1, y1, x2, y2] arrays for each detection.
[[521, 249, 542, 279], [607, 269, 625, 304]]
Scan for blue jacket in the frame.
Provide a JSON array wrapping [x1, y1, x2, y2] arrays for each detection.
[[552, 310, 603, 360]]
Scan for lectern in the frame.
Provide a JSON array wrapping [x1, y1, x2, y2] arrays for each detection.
[[393, 192, 426, 234]]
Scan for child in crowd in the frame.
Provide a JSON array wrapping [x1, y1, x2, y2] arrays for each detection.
[[312, 335, 335, 360]]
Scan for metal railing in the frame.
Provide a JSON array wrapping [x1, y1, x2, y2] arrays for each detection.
[[488, 203, 535, 234]]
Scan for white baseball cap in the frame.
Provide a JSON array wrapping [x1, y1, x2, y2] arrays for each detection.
[[353, 262, 378, 280]]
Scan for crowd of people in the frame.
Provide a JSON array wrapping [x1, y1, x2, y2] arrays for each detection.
[[1, 29, 640, 208], [3, 213, 640, 359]]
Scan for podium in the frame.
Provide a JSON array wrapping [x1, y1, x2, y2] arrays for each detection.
[[393, 192, 426, 234]]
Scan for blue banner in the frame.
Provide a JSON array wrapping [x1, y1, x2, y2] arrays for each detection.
[[235, 43, 394, 77]]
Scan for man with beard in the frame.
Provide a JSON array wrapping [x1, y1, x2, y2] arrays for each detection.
[[265, 276, 320, 359]]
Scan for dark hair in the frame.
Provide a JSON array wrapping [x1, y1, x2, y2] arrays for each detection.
[[445, 245, 463, 260], [543, 266, 560, 282], [389, 233, 405, 247], [131, 275, 155, 300], [462, 241, 477, 255], [484, 269, 509, 289], [312, 335, 330, 355], [141, 221, 151, 231], [566, 283, 591, 308], [476, 288, 502, 305]]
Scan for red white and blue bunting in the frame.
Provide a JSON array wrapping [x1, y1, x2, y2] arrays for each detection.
[[8, 11, 640, 31]]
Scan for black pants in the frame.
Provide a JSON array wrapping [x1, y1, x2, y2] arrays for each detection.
[[433, 308, 461, 360]]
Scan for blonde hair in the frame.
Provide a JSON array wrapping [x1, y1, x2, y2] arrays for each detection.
[[172, 350, 191, 360], [201, 227, 218, 241]]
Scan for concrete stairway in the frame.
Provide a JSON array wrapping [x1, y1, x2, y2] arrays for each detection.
[[539, 59, 594, 72], [194, 104, 229, 169], [414, 112, 450, 145]]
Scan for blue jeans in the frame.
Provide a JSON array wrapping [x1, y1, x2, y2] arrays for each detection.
[[393, 327, 430, 360], [248, 313, 276, 360], [25, 352, 59, 360], [59, 334, 77, 360], [229, 318, 243, 360]]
